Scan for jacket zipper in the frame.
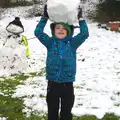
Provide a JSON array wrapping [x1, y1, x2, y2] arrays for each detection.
[[56, 41, 63, 82]]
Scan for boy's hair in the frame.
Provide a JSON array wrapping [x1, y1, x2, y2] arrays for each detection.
[[50, 22, 74, 36]]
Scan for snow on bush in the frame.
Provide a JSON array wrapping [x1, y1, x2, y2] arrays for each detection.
[[47, 0, 80, 24]]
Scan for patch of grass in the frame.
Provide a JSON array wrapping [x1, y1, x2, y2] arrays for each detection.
[[73, 115, 97, 120], [0, 74, 29, 95], [114, 103, 120, 107], [0, 95, 24, 120], [38, 67, 46, 76], [29, 72, 37, 77], [25, 115, 47, 120], [0, 73, 120, 120], [102, 113, 120, 120], [0, 74, 31, 119], [75, 86, 81, 89], [14, 74, 29, 81], [23, 114, 120, 120], [0, 72, 47, 119]]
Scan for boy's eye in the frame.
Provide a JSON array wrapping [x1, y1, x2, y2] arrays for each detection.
[[56, 27, 60, 29], [63, 27, 66, 30], [56, 27, 66, 30]]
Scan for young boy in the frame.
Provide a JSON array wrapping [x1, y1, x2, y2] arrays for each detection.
[[34, 5, 89, 120]]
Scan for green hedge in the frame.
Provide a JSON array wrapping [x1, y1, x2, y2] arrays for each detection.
[[95, 0, 120, 22]]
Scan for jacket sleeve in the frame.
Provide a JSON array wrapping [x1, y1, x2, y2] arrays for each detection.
[[71, 20, 89, 49], [34, 17, 52, 48]]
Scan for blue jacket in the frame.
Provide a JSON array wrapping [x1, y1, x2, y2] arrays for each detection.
[[34, 17, 89, 83]]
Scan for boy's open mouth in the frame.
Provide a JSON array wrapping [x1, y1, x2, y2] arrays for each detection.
[[58, 32, 64, 35]]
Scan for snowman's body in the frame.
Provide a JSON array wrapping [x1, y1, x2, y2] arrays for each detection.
[[0, 34, 29, 76]]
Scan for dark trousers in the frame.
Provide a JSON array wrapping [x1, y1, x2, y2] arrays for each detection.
[[46, 81, 75, 120]]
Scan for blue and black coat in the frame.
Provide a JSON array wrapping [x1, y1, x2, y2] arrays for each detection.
[[34, 17, 89, 83]]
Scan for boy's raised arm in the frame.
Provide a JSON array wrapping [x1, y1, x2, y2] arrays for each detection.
[[71, 19, 89, 49], [34, 4, 52, 48], [34, 17, 52, 48]]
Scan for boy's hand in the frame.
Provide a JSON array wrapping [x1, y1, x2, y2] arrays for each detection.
[[77, 7, 82, 20], [43, 4, 49, 19]]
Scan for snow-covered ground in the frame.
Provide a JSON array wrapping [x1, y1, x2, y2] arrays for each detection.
[[0, 2, 120, 119]]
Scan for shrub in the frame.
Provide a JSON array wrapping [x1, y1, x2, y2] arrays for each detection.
[[95, 0, 120, 23]]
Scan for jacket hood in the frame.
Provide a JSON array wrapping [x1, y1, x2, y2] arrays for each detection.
[[50, 22, 74, 37]]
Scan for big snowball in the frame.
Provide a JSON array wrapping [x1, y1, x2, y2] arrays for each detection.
[[47, 0, 80, 24]]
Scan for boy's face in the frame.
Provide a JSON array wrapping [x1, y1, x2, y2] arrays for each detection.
[[54, 24, 68, 39]]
